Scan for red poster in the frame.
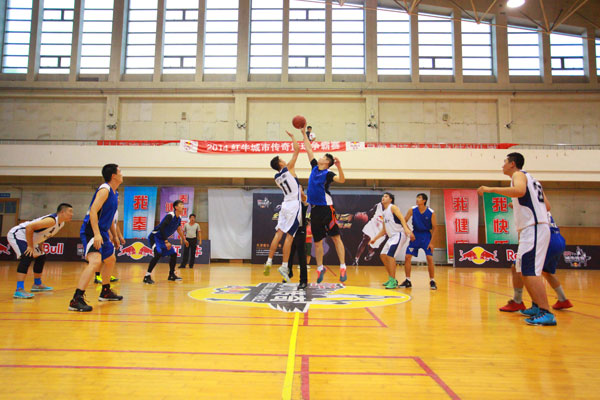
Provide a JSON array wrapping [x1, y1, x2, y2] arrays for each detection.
[[443, 189, 479, 263]]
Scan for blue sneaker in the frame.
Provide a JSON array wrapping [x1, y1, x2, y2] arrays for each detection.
[[339, 269, 347, 283], [520, 304, 539, 317], [316, 268, 326, 283], [525, 311, 557, 326], [14, 289, 34, 299], [31, 284, 53, 292]]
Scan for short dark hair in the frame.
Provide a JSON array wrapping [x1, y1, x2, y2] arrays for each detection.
[[189, 213, 196, 218], [57, 203, 72, 213], [417, 193, 428, 205], [507, 152, 525, 169], [270, 156, 282, 171], [173, 199, 183, 208], [324, 153, 334, 168], [383, 192, 395, 204], [307, 126, 312, 130], [102, 163, 119, 183]]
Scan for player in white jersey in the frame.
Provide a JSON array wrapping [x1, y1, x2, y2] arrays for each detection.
[[478, 152, 555, 326], [8, 203, 73, 299], [352, 202, 385, 266], [368, 193, 411, 289], [264, 131, 302, 282]]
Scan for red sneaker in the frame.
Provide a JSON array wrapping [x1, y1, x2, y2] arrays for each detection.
[[552, 299, 573, 310], [499, 299, 526, 312]]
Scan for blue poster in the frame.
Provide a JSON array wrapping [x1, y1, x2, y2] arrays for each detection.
[[123, 186, 157, 239]]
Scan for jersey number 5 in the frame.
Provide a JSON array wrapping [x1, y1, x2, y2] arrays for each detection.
[[533, 181, 544, 203]]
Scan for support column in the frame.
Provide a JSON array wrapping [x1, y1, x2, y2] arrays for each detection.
[[494, 12, 509, 85], [410, 13, 419, 83], [540, 31, 552, 85], [452, 6, 462, 84], [194, 0, 206, 82], [26, 0, 43, 81], [364, 0, 377, 84], [236, 0, 250, 83], [153, 0, 165, 82], [325, 0, 332, 82], [68, 0, 83, 82], [109, 0, 125, 82]]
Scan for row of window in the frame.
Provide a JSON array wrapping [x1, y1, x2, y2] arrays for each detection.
[[2, 0, 599, 77]]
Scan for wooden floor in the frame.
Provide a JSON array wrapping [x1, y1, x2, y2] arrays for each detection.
[[1, 261, 599, 400]]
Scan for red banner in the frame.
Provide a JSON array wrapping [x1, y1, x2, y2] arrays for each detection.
[[180, 140, 357, 154], [443, 189, 479, 263], [365, 142, 515, 149]]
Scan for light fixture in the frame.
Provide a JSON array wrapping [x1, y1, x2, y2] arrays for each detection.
[[506, 0, 525, 8]]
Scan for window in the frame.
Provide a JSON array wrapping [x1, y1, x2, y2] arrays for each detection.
[[125, 0, 157, 74], [288, 0, 325, 74], [461, 18, 492, 76], [596, 38, 600, 76], [332, 3, 365, 74], [163, 0, 198, 74], [249, 0, 283, 74], [204, 0, 238, 74], [507, 25, 540, 76], [550, 32, 584, 76], [376, 7, 410, 75], [80, 0, 114, 74], [2, 0, 33, 73], [418, 13, 453, 75], [40, 0, 75, 74]]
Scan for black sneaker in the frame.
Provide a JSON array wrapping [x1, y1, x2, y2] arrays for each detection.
[[69, 295, 92, 312], [99, 288, 123, 301], [298, 282, 307, 290], [143, 275, 155, 284], [110, 276, 119, 282], [178, 266, 186, 269], [398, 279, 412, 288], [430, 280, 437, 290], [168, 273, 182, 281]]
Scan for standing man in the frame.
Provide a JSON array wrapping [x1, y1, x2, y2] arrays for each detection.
[[8, 203, 73, 299], [143, 200, 187, 284], [69, 164, 123, 312], [300, 125, 347, 283], [399, 193, 438, 290], [179, 213, 201, 269], [478, 152, 555, 326], [264, 131, 301, 283], [95, 209, 123, 284], [368, 193, 412, 289]]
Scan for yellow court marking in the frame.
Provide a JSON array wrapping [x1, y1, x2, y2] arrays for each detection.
[[282, 312, 300, 400]]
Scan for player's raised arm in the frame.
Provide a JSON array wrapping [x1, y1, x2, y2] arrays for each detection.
[[286, 130, 300, 172], [477, 171, 527, 198], [301, 125, 315, 162], [332, 157, 345, 183]]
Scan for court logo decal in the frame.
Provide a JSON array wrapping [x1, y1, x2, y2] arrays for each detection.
[[188, 283, 411, 313]]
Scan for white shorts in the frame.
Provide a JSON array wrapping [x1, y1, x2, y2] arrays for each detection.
[[515, 224, 550, 277], [275, 200, 301, 236], [362, 220, 385, 248], [381, 232, 408, 258], [7, 232, 43, 259]]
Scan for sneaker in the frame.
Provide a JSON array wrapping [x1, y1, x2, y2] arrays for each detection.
[[499, 299, 526, 312], [263, 263, 271, 276], [552, 299, 573, 310], [178, 266, 186, 269], [525, 311, 557, 326], [31, 284, 53, 292], [316, 268, 326, 283], [110, 276, 119, 282], [382, 277, 392, 286], [143, 275, 155, 285], [364, 251, 375, 261], [385, 278, 398, 289], [298, 282, 307, 290], [13, 289, 34, 299], [278, 266, 290, 283], [69, 295, 92, 312], [520, 304, 540, 317], [94, 275, 102, 284], [168, 273, 182, 281], [99, 288, 123, 302], [430, 280, 437, 290], [339, 268, 347, 283], [398, 279, 412, 288]]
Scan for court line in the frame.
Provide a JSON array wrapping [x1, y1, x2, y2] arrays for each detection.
[[325, 265, 337, 277], [414, 357, 462, 400], [365, 307, 388, 328], [301, 356, 310, 400], [282, 312, 300, 400], [0, 364, 284, 374]]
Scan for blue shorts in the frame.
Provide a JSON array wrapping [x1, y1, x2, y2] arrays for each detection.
[[543, 233, 566, 274], [81, 231, 114, 261], [148, 233, 176, 257], [406, 232, 433, 257]]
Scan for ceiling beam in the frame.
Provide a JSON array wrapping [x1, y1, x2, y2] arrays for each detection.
[[539, 0, 550, 33], [479, 0, 499, 24], [551, 0, 589, 32]]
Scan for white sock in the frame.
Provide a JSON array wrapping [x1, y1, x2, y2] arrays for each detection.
[[318, 265, 324, 272], [266, 258, 272, 266], [281, 262, 288, 269], [514, 288, 524, 303], [554, 285, 567, 302], [340, 263, 346, 270], [406, 277, 411, 281], [145, 272, 151, 277]]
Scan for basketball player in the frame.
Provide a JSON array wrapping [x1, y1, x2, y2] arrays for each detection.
[[143, 199, 188, 284], [478, 152, 555, 326], [353, 200, 386, 266], [69, 164, 123, 312], [398, 193, 438, 290], [94, 209, 122, 284], [264, 131, 301, 283], [368, 193, 412, 289], [300, 125, 347, 283], [286, 188, 309, 290], [8, 203, 73, 299]]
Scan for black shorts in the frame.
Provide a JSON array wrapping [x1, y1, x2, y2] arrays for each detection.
[[310, 205, 340, 242]]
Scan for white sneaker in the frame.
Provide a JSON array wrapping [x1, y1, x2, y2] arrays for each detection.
[[278, 265, 290, 283]]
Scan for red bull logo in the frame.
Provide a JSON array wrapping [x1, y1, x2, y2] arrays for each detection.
[[506, 249, 517, 262], [458, 246, 499, 265], [118, 242, 154, 260], [0, 243, 11, 255], [41, 242, 64, 255]]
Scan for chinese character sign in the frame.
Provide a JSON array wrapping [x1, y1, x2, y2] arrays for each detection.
[[123, 187, 157, 239], [159, 187, 194, 240], [483, 193, 518, 244], [443, 189, 479, 263]]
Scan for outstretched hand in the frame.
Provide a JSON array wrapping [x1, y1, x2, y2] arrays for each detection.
[[285, 130, 294, 139], [334, 157, 341, 167]]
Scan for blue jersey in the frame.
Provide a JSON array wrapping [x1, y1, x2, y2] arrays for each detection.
[[307, 159, 336, 206], [81, 183, 119, 237], [411, 206, 434, 233], [151, 211, 181, 240]]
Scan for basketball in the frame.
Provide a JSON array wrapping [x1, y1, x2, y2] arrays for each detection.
[[354, 212, 368, 224], [292, 115, 306, 129]]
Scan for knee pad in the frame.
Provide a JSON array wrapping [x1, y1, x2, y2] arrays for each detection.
[[17, 256, 33, 274]]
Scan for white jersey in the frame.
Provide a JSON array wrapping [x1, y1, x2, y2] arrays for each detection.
[[383, 204, 404, 237], [9, 213, 64, 245], [275, 167, 300, 203], [511, 170, 549, 231], [362, 203, 384, 235]]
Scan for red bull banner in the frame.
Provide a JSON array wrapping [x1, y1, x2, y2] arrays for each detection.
[[0, 237, 83, 261], [160, 187, 195, 240], [483, 193, 518, 244], [123, 186, 158, 239], [444, 189, 479, 263], [116, 239, 211, 264]]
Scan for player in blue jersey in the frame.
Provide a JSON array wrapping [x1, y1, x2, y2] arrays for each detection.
[[143, 200, 187, 284], [398, 193, 438, 290], [300, 125, 347, 283], [69, 164, 123, 312]]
